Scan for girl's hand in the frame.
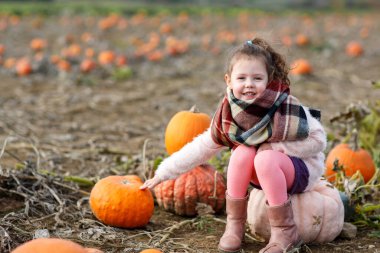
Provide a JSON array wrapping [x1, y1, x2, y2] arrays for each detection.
[[140, 176, 162, 190], [258, 143, 284, 153], [258, 143, 273, 152]]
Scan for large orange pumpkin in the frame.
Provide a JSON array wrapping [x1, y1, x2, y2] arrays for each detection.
[[247, 179, 344, 243], [154, 164, 226, 216], [165, 105, 211, 155], [11, 238, 102, 253], [325, 143, 376, 183], [90, 175, 154, 228]]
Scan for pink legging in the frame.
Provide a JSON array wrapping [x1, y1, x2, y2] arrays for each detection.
[[227, 145, 295, 206]]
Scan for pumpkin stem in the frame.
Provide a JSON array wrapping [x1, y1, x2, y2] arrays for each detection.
[[189, 105, 199, 113], [352, 128, 359, 151], [122, 179, 131, 185]]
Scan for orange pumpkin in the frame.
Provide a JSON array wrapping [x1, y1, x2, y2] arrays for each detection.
[[57, 59, 71, 72], [0, 44, 5, 55], [290, 59, 312, 75], [165, 105, 211, 155], [247, 179, 344, 243], [146, 50, 164, 62], [159, 22, 173, 34], [85, 48, 95, 58], [15, 58, 32, 76], [98, 50, 115, 65], [295, 34, 310, 46], [346, 41, 363, 57], [4, 57, 16, 69], [50, 54, 61, 64], [30, 38, 47, 52], [140, 249, 163, 253], [90, 175, 154, 228], [325, 143, 376, 183], [154, 164, 226, 216], [80, 59, 97, 73], [115, 55, 128, 66], [11, 238, 102, 253], [281, 35, 292, 47]]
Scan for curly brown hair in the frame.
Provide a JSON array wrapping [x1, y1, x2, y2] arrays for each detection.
[[225, 37, 290, 86]]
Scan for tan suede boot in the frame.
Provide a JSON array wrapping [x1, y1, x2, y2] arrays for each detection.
[[259, 198, 303, 253], [218, 193, 248, 253]]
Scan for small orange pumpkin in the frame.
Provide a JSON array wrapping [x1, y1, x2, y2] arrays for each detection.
[[90, 175, 154, 228], [290, 59, 312, 75], [325, 143, 376, 183], [30, 38, 47, 52], [98, 50, 115, 65], [146, 50, 164, 62], [115, 55, 128, 66], [295, 34, 309, 46], [346, 41, 363, 57], [80, 59, 97, 73], [57, 59, 71, 72], [154, 164, 226, 216], [11, 238, 102, 253], [4, 57, 17, 69], [165, 105, 211, 155], [0, 44, 5, 55], [15, 58, 32, 76]]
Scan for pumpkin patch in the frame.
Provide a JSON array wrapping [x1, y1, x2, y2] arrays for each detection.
[[0, 3, 378, 253]]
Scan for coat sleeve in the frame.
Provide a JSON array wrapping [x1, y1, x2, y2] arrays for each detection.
[[270, 108, 327, 158], [155, 128, 225, 181]]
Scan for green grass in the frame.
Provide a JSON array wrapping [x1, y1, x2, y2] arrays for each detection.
[[0, 1, 377, 17]]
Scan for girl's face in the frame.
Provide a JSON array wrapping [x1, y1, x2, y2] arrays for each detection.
[[225, 57, 269, 101]]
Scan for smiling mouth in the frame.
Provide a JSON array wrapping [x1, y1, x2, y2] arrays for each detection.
[[243, 92, 256, 96]]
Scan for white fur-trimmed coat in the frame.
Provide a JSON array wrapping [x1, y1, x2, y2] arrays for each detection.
[[155, 106, 327, 191]]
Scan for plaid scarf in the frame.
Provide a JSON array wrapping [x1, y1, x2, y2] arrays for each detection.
[[211, 80, 310, 148]]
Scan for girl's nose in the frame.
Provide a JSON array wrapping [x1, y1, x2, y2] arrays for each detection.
[[245, 79, 254, 87]]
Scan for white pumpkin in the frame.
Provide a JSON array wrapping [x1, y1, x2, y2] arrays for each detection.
[[247, 178, 344, 243]]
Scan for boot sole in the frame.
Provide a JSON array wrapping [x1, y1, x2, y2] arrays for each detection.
[[218, 248, 242, 253], [286, 240, 304, 253]]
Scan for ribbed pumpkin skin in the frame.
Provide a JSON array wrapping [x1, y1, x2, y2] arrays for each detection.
[[154, 164, 226, 216], [165, 109, 211, 155], [247, 179, 344, 243], [90, 175, 154, 228], [12, 238, 88, 253], [325, 143, 376, 183]]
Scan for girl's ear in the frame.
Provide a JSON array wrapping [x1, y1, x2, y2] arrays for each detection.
[[224, 74, 231, 88]]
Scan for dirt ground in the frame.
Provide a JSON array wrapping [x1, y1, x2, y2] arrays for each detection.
[[0, 11, 380, 252]]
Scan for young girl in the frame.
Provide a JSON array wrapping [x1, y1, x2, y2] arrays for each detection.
[[140, 38, 326, 253]]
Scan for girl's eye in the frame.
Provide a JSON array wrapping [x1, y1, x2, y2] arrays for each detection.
[[255, 77, 262, 81], [238, 77, 245, 80]]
